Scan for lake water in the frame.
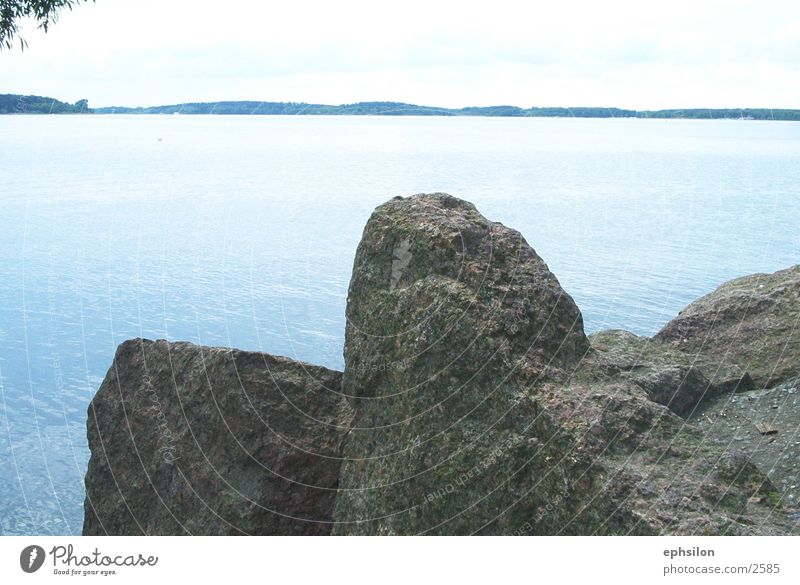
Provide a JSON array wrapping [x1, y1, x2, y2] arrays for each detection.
[[1, 115, 798, 535]]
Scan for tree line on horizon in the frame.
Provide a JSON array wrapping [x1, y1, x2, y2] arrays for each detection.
[[0, 93, 88, 114], [2, 94, 800, 121]]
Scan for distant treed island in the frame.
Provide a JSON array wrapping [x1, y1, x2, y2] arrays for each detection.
[[2, 93, 800, 120], [1, 94, 90, 114]]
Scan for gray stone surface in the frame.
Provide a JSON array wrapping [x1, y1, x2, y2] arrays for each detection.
[[333, 193, 594, 535], [654, 265, 800, 390], [83, 194, 800, 536], [83, 339, 352, 535], [589, 329, 722, 416], [692, 377, 800, 510], [332, 193, 794, 535]]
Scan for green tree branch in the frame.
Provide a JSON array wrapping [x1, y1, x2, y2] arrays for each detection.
[[1, 0, 94, 50]]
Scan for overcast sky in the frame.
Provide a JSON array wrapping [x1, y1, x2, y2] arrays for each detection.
[[1, 0, 798, 109]]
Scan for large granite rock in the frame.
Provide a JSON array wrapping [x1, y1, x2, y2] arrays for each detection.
[[654, 265, 800, 390], [332, 193, 792, 535], [83, 339, 353, 535], [333, 193, 592, 535], [83, 194, 799, 536]]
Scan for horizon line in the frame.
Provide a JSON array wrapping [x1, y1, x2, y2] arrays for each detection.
[[92, 99, 800, 112]]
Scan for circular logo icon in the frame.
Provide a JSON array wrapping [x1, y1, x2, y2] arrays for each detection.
[[20, 545, 46, 573]]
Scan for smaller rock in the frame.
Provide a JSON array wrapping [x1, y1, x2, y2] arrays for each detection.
[[83, 338, 353, 535], [654, 265, 800, 389], [588, 330, 719, 416]]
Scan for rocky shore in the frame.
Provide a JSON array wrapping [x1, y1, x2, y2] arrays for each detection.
[[83, 193, 799, 535], [83, 340, 352, 535]]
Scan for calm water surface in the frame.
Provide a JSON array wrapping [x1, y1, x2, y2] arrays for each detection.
[[1, 115, 798, 534]]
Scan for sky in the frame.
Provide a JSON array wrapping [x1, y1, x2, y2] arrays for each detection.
[[1, 0, 799, 109]]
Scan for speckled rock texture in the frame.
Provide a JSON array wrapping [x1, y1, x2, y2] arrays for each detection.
[[84, 194, 799, 536], [692, 377, 800, 511], [83, 338, 352, 535], [654, 265, 800, 390], [331, 193, 795, 535], [589, 329, 723, 417]]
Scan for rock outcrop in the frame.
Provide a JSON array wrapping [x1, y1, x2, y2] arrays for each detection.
[[331, 193, 794, 535], [589, 265, 800, 413], [83, 339, 352, 535], [654, 265, 800, 391], [589, 329, 721, 416], [333, 193, 595, 535], [83, 194, 799, 536], [692, 377, 800, 509]]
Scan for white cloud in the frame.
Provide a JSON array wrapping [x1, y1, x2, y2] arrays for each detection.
[[1, 0, 798, 108]]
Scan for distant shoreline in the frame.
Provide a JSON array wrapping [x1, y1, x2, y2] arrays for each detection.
[[2, 94, 799, 121]]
